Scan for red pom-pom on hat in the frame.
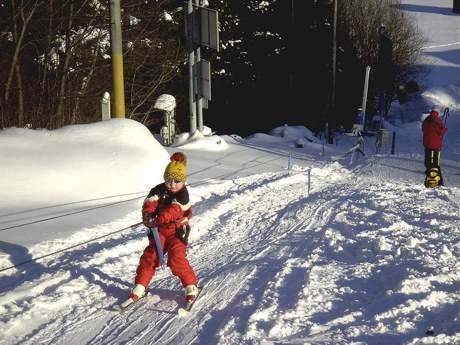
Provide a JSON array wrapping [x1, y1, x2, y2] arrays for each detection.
[[170, 152, 187, 165]]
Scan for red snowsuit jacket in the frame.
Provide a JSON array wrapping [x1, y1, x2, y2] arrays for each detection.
[[422, 112, 447, 150], [142, 183, 192, 234]]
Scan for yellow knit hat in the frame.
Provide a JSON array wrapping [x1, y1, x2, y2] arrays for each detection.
[[164, 152, 187, 182]]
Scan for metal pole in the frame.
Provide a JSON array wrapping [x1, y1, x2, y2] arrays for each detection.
[[391, 131, 396, 155], [331, 0, 337, 111], [378, 24, 386, 130], [361, 66, 371, 130], [109, 0, 126, 118], [288, 0, 295, 90], [186, 0, 197, 134], [195, 0, 204, 132], [195, 0, 203, 132], [196, 50, 203, 132], [150, 226, 165, 266]]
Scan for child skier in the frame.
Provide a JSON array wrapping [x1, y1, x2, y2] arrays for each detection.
[[121, 152, 198, 308], [422, 109, 447, 187]]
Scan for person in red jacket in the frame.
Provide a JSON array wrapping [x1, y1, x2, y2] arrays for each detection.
[[121, 152, 198, 308], [422, 109, 447, 186]]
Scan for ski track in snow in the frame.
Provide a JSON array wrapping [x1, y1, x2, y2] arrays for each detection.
[[1, 158, 459, 345]]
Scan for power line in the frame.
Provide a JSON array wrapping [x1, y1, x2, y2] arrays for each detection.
[[0, 195, 145, 233], [0, 222, 143, 273]]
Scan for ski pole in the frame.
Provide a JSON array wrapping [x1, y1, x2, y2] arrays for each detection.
[[149, 225, 165, 266], [443, 107, 449, 126]]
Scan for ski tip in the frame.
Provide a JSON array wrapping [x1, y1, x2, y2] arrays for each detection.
[[114, 291, 150, 313], [177, 285, 203, 317], [113, 304, 126, 313]]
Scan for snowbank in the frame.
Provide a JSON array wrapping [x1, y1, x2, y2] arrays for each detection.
[[0, 119, 169, 210]]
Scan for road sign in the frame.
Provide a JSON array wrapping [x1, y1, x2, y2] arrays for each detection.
[[199, 59, 211, 100], [193, 59, 211, 101], [186, 6, 219, 51]]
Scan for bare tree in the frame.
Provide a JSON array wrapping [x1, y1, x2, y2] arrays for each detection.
[[3, 0, 39, 127], [0, 0, 185, 130], [338, 0, 425, 117], [121, 0, 186, 129]]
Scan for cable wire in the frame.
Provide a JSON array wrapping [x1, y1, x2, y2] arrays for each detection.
[[0, 222, 143, 273], [0, 196, 145, 233]]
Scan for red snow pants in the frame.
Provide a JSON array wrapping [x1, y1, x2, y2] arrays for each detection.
[[135, 227, 197, 288]]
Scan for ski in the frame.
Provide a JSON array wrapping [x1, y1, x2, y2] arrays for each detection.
[[113, 292, 151, 312], [178, 286, 203, 317]]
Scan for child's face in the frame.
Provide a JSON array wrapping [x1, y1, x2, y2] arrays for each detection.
[[165, 179, 184, 193]]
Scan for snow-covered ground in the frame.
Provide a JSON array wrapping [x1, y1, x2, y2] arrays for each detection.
[[394, 0, 460, 123], [1, 1, 459, 344]]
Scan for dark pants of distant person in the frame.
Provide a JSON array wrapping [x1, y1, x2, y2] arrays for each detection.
[[424, 148, 443, 186]]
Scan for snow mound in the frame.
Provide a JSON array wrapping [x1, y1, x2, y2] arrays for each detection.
[[269, 124, 320, 143], [0, 119, 169, 208], [173, 130, 228, 151]]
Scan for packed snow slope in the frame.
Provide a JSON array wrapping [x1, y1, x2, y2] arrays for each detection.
[[0, 116, 459, 345], [401, 0, 460, 100], [395, 0, 460, 122]]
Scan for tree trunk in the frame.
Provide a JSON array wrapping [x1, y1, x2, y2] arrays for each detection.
[[15, 63, 24, 127], [5, 0, 37, 104], [37, 0, 54, 126], [56, 2, 74, 127], [0, 98, 4, 129], [72, 37, 100, 123]]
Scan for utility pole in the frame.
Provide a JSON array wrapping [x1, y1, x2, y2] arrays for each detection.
[[289, 0, 295, 90], [186, 0, 197, 134], [185, 0, 218, 134], [109, 0, 126, 118], [330, 0, 337, 112], [377, 24, 393, 128], [324, 0, 338, 145]]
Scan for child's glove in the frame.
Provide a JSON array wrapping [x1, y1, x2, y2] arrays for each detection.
[[143, 212, 157, 228], [175, 225, 190, 244], [142, 199, 158, 226]]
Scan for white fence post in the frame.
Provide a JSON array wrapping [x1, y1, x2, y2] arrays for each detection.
[[288, 152, 292, 172], [161, 110, 176, 146], [361, 66, 371, 130], [349, 149, 354, 165], [155, 94, 177, 146], [101, 92, 111, 121]]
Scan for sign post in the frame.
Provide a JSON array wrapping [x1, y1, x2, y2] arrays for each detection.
[[185, 1, 197, 134], [185, 1, 219, 134]]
